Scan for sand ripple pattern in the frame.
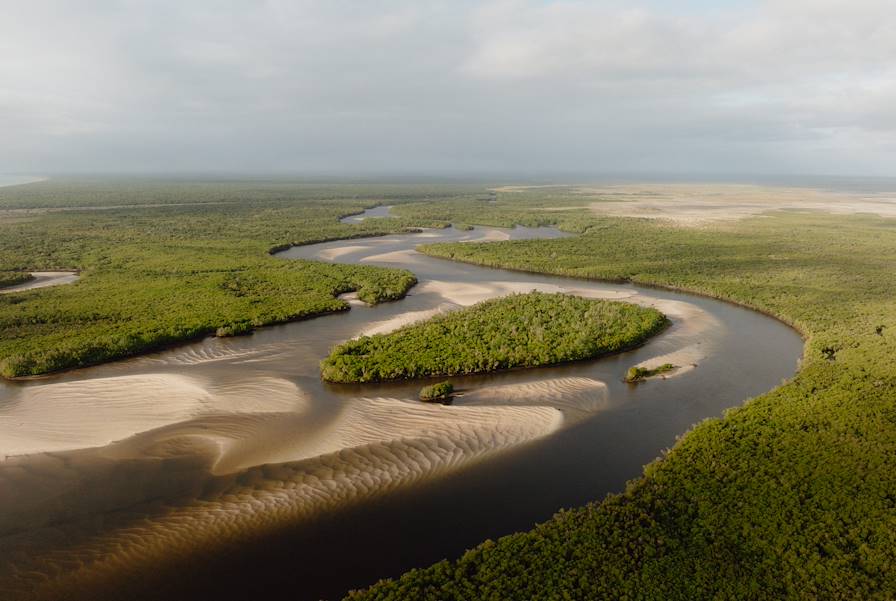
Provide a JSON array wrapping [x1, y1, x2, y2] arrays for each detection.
[[0, 397, 562, 599], [0, 216, 743, 599], [459, 377, 608, 421]]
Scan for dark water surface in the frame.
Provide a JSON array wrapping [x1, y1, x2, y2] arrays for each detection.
[[0, 213, 803, 601]]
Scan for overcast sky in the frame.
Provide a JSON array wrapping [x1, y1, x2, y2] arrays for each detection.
[[2, 1, 894, 177]]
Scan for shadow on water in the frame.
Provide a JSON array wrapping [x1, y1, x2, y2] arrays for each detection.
[[0, 208, 803, 601]]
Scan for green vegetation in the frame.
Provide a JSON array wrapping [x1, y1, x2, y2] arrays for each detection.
[[320, 291, 668, 383], [349, 192, 896, 601], [391, 193, 595, 233], [625, 363, 676, 382], [0, 272, 32, 289], [346, 203, 896, 599], [0, 177, 486, 210], [0, 179, 449, 377], [419, 381, 454, 402], [5, 179, 896, 597]]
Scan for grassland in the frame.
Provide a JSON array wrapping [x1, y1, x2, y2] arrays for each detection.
[[320, 291, 667, 383], [0, 179, 478, 377], [347, 203, 896, 599]]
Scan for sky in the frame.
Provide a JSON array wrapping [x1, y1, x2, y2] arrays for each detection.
[[1, 1, 895, 177]]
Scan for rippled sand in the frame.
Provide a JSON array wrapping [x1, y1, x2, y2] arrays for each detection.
[[0, 220, 741, 599], [1, 392, 564, 599]]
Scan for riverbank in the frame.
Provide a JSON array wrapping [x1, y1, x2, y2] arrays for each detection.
[[1, 200, 801, 601], [348, 209, 896, 600]]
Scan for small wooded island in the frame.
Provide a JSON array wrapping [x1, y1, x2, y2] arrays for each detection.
[[320, 291, 668, 383]]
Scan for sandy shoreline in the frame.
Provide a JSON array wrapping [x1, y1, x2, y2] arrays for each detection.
[[0, 215, 804, 599], [0, 271, 79, 294]]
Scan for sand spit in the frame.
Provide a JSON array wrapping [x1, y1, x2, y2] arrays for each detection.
[[494, 183, 896, 225], [0, 271, 79, 294], [580, 183, 896, 224], [0, 397, 564, 598], [0, 374, 212, 456], [337, 291, 366, 306], [459, 377, 608, 421], [0, 374, 309, 458], [358, 301, 462, 336], [318, 245, 374, 261], [627, 345, 705, 381], [128, 340, 291, 368], [415, 279, 566, 306]]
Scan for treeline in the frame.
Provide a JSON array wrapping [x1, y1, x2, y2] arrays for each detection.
[[0, 181, 428, 377], [391, 196, 596, 234], [0, 260, 416, 378], [346, 209, 896, 599], [321, 291, 667, 383], [0, 178, 485, 209]]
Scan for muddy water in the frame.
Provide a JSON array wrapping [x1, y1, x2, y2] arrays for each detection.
[[0, 212, 803, 601]]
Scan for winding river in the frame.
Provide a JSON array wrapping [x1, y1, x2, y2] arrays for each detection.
[[0, 210, 803, 601]]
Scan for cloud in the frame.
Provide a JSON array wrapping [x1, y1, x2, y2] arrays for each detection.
[[1, 1, 894, 176]]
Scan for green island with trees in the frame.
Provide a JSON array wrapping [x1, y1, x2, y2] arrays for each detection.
[[419, 381, 454, 402], [320, 291, 668, 383], [626, 363, 677, 382], [345, 191, 896, 600]]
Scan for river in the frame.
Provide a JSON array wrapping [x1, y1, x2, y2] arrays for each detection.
[[0, 210, 803, 600]]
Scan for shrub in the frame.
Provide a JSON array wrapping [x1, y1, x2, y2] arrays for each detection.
[[419, 381, 454, 402], [625, 363, 676, 382]]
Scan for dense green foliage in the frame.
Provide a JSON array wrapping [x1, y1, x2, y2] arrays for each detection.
[[626, 363, 676, 382], [346, 204, 896, 599], [6, 179, 896, 597], [320, 292, 667, 383], [391, 194, 595, 233], [419, 381, 454, 402], [0, 180, 443, 377], [0, 178, 486, 209], [0, 272, 32, 288]]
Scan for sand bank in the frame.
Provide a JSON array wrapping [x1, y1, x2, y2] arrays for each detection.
[[0, 393, 566, 597], [577, 183, 896, 224], [0, 218, 803, 599], [0, 271, 79, 294]]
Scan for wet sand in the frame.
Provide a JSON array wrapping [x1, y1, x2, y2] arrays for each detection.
[[0, 214, 803, 600]]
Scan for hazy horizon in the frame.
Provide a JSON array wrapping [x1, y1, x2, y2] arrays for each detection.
[[3, 1, 895, 176]]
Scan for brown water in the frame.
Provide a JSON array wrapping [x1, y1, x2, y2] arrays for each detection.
[[0, 214, 803, 600]]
